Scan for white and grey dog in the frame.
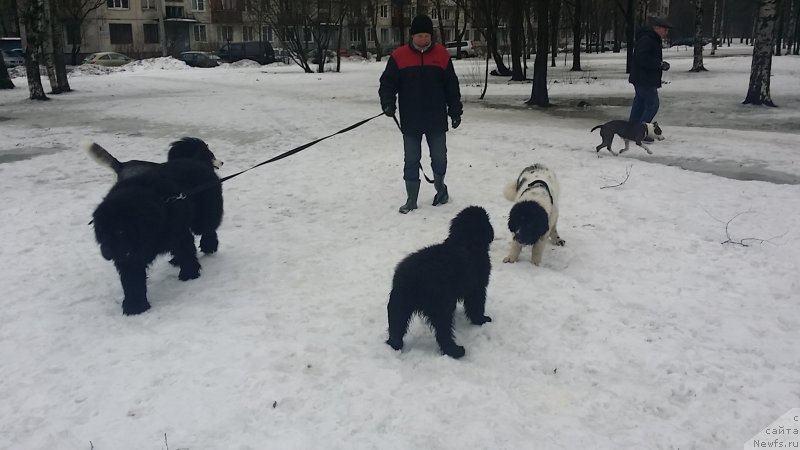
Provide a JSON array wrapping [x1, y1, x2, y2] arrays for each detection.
[[502, 164, 565, 266]]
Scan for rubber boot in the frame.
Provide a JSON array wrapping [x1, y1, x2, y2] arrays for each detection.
[[399, 180, 420, 214], [432, 174, 449, 206]]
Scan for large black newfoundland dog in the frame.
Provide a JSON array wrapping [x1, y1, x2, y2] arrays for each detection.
[[386, 206, 494, 359], [89, 138, 223, 315]]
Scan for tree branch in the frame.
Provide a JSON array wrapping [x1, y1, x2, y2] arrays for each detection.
[[600, 165, 632, 189], [705, 209, 786, 246]]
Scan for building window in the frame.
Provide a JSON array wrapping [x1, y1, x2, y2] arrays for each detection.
[[243, 26, 255, 41], [143, 23, 159, 43], [217, 25, 233, 42], [349, 27, 360, 43], [262, 26, 273, 42], [65, 24, 81, 45], [303, 27, 313, 43], [222, 0, 235, 10], [107, 0, 129, 9], [408, 5, 415, 17], [443, 29, 451, 41], [141, 0, 155, 9], [165, 5, 184, 18], [193, 25, 207, 42], [380, 28, 388, 43], [430, 9, 438, 19], [379, 5, 388, 18], [109, 23, 133, 44], [443, 9, 450, 20], [192, 0, 204, 11]]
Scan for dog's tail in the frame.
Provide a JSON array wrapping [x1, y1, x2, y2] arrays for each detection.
[[590, 125, 602, 133], [503, 181, 518, 202], [83, 140, 121, 174]]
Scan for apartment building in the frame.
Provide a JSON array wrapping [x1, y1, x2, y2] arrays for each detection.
[[69, 0, 484, 59]]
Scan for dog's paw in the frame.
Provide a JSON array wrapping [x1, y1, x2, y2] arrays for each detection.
[[178, 263, 201, 281], [200, 234, 219, 254], [122, 299, 151, 316], [502, 256, 517, 263], [554, 238, 566, 246], [471, 315, 492, 325], [442, 345, 466, 359], [386, 337, 404, 351]]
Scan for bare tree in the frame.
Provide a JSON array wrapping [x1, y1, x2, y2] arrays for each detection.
[[17, 0, 48, 100], [509, 0, 525, 79], [710, 0, 721, 54], [0, 53, 14, 89], [549, 0, 562, 67], [690, 0, 708, 71], [58, 0, 105, 65], [469, 0, 511, 75], [568, 0, 583, 70], [527, 0, 551, 106], [743, 0, 780, 106]]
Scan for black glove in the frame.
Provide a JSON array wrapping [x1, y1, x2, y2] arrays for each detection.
[[382, 104, 396, 117], [660, 61, 670, 71], [451, 116, 461, 129]]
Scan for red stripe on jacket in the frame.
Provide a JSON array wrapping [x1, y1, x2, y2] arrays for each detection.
[[392, 44, 450, 71]]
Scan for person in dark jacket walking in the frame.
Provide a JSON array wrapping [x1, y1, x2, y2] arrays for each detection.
[[379, 14, 463, 214], [628, 17, 672, 142]]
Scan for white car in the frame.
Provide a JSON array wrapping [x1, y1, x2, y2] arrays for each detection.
[[2, 49, 24, 68], [445, 41, 477, 58]]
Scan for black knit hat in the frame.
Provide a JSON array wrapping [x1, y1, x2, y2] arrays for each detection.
[[651, 17, 673, 29], [410, 15, 434, 35]]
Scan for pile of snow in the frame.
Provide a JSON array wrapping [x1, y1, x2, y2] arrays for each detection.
[[68, 64, 120, 77], [219, 59, 262, 68], [122, 56, 189, 72]]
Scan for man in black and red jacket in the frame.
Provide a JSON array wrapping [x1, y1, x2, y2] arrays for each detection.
[[379, 14, 463, 214]]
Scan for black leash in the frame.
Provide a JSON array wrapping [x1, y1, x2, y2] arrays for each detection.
[[175, 112, 386, 200], [389, 114, 434, 185]]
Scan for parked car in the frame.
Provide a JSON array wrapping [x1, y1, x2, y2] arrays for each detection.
[[83, 52, 133, 67], [217, 41, 275, 65], [1, 49, 24, 67], [445, 40, 477, 58], [0, 37, 22, 53], [670, 37, 712, 47], [178, 51, 220, 68]]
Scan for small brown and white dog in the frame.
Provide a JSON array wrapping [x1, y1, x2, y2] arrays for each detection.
[[502, 164, 565, 266]]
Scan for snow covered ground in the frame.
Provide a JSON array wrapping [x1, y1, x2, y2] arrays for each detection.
[[1, 45, 798, 449]]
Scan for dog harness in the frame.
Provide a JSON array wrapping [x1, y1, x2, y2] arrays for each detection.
[[521, 180, 554, 205]]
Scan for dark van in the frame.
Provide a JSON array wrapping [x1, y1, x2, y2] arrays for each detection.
[[217, 41, 275, 64]]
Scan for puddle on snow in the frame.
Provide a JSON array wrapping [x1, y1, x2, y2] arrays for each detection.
[[629, 155, 800, 185], [0, 146, 66, 164]]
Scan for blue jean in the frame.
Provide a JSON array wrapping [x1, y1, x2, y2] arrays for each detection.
[[402, 132, 447, 181], [628, 84, 660, 124]]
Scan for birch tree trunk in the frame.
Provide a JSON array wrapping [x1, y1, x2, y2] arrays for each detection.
[[690, 0, 708, 71], [711, 0, 720, 55], [743, 0, 780, 106], [41, 0, 60, 93], [18, 0, 49, 100]]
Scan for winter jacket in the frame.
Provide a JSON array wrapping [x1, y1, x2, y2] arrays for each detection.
[[378, 43, 463, 136], [629, 27, 664, 88]]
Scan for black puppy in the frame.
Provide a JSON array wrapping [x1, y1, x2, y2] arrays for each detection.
[[90, 139, 223, 315], [386, 206, 494, 359], [84, 137, 223, 181]]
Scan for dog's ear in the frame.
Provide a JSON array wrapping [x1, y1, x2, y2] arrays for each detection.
[[507, 209, 518, 232]]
